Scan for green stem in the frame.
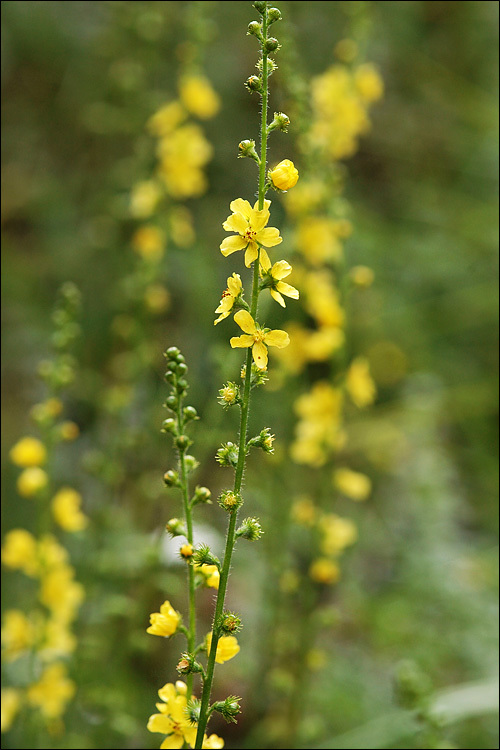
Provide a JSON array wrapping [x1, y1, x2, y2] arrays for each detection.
[[177, 405, 196, 700], [195, 6, 270, 745]]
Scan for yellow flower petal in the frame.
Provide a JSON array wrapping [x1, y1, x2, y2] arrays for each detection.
[[271, 260, 292, 280], [244, 242, 259, 267], [220, 235, 247, 256], [147, 713, 173, 734], [160, 735, 184, 749], [250, 208, 271, 233], [276, 281, 299, 299], [259, 247, 271, 270], [255, 227, 282, 248], [252, 341, 268, 369], [230, 334, 255, 349], [222, 212, 248, 234], [270, 289, 286, 307], [233, 310, 257, 335], [226, 273, 242, 297], [263, 329, 290, 348], [229, 198, 253, 218]]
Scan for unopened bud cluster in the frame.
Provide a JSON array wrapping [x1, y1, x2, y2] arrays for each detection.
[[211, 695, 241, 724], [219, 611, 243, 635], [216, 442, 239, 468], [236, 517, 263, 541], [218, 490, 243, 512], [247, 427, 275, 453], [218, 382, 241, 408]]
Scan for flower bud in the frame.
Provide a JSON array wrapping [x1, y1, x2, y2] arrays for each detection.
[[253, 1, 267, 13], [245, 75, 262, 94], [183, 406, 198, 421], [238, 139, 260, 163], [216, 442, 239, 468], [219, 611, 243, 635], [269, 159, 299, 191], [247, 21, 262, 38], [164, 370, 176, 384], [163, 470, 180, 487], [263, 37, 280, 53], [247, 427, 275, 453], [176, 653, 203, 675], [218, 382, 240, 408], [176, 362, 188, 376], [218, 490, 243, 512], [165, 395, 178, 411], [165, 518, 186, 537], [192, 543, 220, 568], [161, 418, 177, 434], [268, 111, 290, 133], [183, 455, 199, 472], [211, 695, 241, 723], [192, 486, 212, 505], [165, 346, 181, 360], [236, 517, 263, 541], [267, 7, 282, 23], [175, 435, 192, 451]]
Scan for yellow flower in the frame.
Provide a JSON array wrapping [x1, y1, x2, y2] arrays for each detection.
[[291, 497, 317, 526], [144, 284, 170, 314], [147, 600, 180, 638], [334, 468, 372, 501], [203, 734, 225, 749], [290, 382, 344, 466], [221, 198, 282, 268], [179, 74, 221, 120], [334, 38, 359, 63], [147, 682, 197, 749], [39, 618, 77, 661], [169, 206, 195, 247], [354, 63, 384, 103], [147, 101, 186, 138], [214, 273, 243, 325], [130, 180, 162, 218], [1, 688, 22, 733], [26, 662, 75, 720], [30, 397, 63, 423], [196, 564, 220, 590], [51, 488, 88, 532], [1, 610, 36, 661], [39, 565, 85, 622], [37, 534, 69, 570], [157, 123, 212, 199], [269, 159, 299, 191], [350, 265, 375, 288], [309, 558, 340, 585], [346, 356, 377, 408], [9, 437, 47, 467], [230, 310, 289, 370], [17, 467, 49, 497], [132, 225, 166, 261], [296, 217, 343, 266], [179, 544, 194, 560], [260, 255, 299, 308], [1, 529, 39, 576], [320, 514, 358, 556], [59, 421, 79, 441], [206, 633, 240, 664]]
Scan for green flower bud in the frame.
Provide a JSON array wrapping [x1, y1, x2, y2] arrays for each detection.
[[216, 442, 239, 468], [245, 75, 263, 94], [264, 37, 280, 53], [247, 427, 275, 453], [165, 518, 186, 537], [253, 1, 267, 12], [219, 611, 243, 635], [238, 139, 260, 163], [186, 698, 201, 725], [177, 362, 188, 376], [184, 455, 199, 472], [247, 21, 262, 38], [267, 7, 282, 23], [268, 111, 290, 133], [218, 382, 241, 407], [177, 653, 203, 675], [192, 543, 220, 569], [183, 406, 198, 421], [164, 370, 176, 384], [176, 378, 188, 392], [175, 435, 192, 451], [211, 695, 241, 724], [236, 517, 263, 541], [163, 470, 181, 487], [165, 346, 181, 360], [161, 418, 177, 434], [192, 486, 212, 505], [175, 353, 186, 365], [165, 395, 178, 411]]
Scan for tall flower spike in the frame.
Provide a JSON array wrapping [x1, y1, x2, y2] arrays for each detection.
[[260, 255, 299, 307], [230, 310, 289, 370], [220, 198, 282, 268]]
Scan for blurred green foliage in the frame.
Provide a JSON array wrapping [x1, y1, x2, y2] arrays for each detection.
[[1, 2, 498, 749]]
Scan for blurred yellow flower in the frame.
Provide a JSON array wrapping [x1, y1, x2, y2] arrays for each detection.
[[230, 310, 289, 370], [17, 467, 49, 497], [26, 662, 75, 720], [9, 437, 47, 467], [51, 487, 88, 532], [291, 497, 317, 526], [296, 217, 343, 266], [214, 273, 242, 325], [144, 284, 170, 315], [1, 610, 36, 661], [132, 225, 166, 261], [59, 421, 80, 441], [39, 565, 85, 622], [320, 514, 358, 555], [203, 734, 225, 749], [260, 256, 299, 308], [1, 688, 22, 733], [350, 265, 375, 288], [179, 74, 221, 120], [221, 198, 282, 268], [1, 529, 39, 576], [147, 600, 180, 638], [334, 38, 359, 63], [269, 159, 299, 191], [291, 382, 344, 466], [37, 534, 69, 570], [354, 63, 384, 103], [147, 100, 186, 137], [30, 398, 63, 423], [130, 180, 162, 218], [309, 558, 340, 585], [334, 468, 372, 501], [169, 206, 195, 247], [346, 356, 377, 408], [157, 123, 212, 199], [40, 618, 77, 661], [206, 633, 240, 664]]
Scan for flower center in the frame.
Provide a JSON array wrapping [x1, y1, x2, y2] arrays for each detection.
[[244, 228, 257, 241]]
